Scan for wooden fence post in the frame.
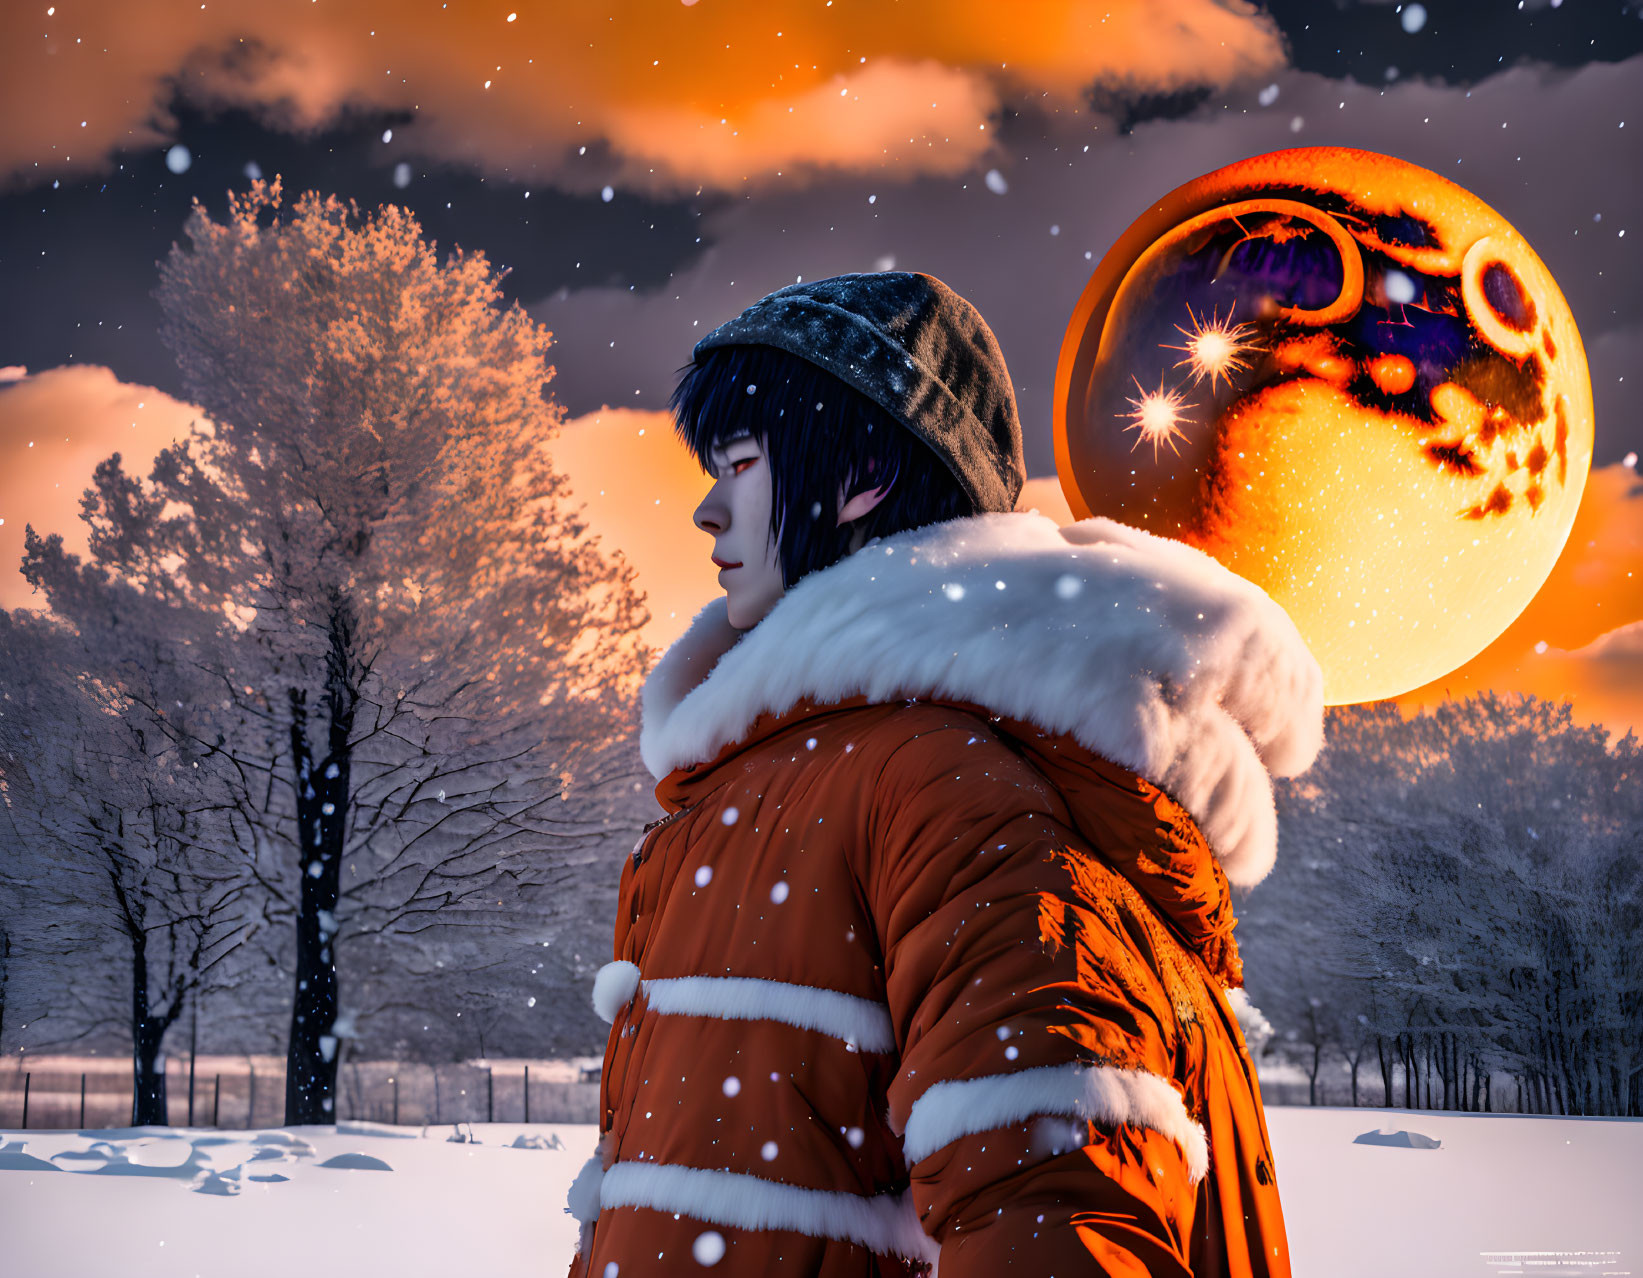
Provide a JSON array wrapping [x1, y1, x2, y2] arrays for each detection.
[[487, 1068, 494, 1124], [212, 1075, 221, 1128], [392, 1074, 399, 1125], [21, 1073, 29, 1129], [80, 1073, 87, 1128], [524, 1065, 530, 1124], [248, 1065, 256, 1129]]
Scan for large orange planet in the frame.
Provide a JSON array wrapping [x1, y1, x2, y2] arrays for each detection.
[[1054, 147, 1594, 705]]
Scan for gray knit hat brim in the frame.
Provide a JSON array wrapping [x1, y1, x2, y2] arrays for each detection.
[[693, 272, 1026, 514]]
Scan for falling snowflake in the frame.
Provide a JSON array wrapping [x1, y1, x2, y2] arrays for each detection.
[[693, 1231, 726, 1265], [1384, 270, 1418, 305]]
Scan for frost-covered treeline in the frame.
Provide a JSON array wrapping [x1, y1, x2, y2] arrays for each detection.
[[0, 178, 654, 1123], [1239, 693, 1643, 1116]]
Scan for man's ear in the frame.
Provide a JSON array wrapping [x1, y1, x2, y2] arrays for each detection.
[[837, 482, 892, 526]]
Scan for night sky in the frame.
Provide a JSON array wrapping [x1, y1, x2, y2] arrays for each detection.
[[2, 0, 1641, 726]]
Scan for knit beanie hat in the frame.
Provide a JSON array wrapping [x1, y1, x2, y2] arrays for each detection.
[[692, 271, 1027, 514]]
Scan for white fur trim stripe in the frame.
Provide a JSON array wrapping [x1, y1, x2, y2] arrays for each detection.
[[902, 1063, 1210, 1184], [639, 512, 1323, 888], [641, 976, 896, 1052], [598, 1161, 939, 1264], [592, 960, 641, 1024]]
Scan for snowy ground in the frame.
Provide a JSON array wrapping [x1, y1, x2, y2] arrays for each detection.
[[0, 1108, 1638, 1277]]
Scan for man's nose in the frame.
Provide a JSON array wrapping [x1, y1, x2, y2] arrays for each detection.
[[694, 493, 726, 534]]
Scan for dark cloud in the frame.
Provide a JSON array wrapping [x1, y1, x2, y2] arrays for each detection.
[[1261, 0, 1643, 85], [0, 94, 714, 405], [1085, 83, 1218, 135], [534, 57, 1643, 474], [3, 11, 1636, 478]]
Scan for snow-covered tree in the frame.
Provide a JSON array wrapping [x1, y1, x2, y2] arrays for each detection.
[[0, 610, 265, 1122], [22, 177, 650, 1122], [1242, 693, 1642, 1115]]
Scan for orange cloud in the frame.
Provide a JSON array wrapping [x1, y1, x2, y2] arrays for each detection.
[[0, 367, 717, 651], [1, 0, 1283, 196], [552, 406, 716, 653], [0, 365, 200, 610], [16, 365, 1634, 742], [1392, 463, 1643, 740], [1016, 474, 1076, 524]]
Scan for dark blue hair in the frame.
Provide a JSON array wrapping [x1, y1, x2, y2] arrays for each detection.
[[668, 343, 976, 588]]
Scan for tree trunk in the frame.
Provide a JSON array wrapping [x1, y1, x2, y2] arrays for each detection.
[[130, 933, 170, 1126], [1377, 1036, 1394, 1108], [187, 988, 198, 1126], [0, 927, 10, 1054], [283, 610, 357, 1126]]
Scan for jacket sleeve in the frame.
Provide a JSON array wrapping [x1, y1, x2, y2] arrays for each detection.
[[865, 712, 1205, 1276]]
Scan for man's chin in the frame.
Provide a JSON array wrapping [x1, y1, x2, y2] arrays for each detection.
[[724, 589, 781, 632]]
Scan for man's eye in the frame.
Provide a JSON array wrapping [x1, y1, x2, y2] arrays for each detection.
[[730, 457, 757, 475]]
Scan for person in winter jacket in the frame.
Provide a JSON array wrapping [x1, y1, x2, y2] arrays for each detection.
[[566, 271, 1324, 1276]]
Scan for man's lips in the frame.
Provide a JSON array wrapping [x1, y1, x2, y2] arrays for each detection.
[[712, 556, 742, 569]]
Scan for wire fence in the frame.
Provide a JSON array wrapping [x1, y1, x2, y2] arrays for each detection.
[[0, 1056, 600, 1130], [5, 1054, 1483, 1130]]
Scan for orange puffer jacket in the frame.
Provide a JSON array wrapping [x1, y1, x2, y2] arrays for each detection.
[[566, 512, 1323, 1277]]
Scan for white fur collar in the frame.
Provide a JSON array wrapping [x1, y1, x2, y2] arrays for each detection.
[[640, 512, 1323, 887]]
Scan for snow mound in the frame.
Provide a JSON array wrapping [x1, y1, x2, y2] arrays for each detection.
[[124, 1136, 196, 1168], [192, 1170, 241, 1196], [0, 1140, 59, 1172], [317, 1152, 394, 1171], [251, 1132, 317, 1157], [509, 1132, 565, 1150], [1353, 1128, 1442, 1149], [337, 1120, 418, 1140]]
